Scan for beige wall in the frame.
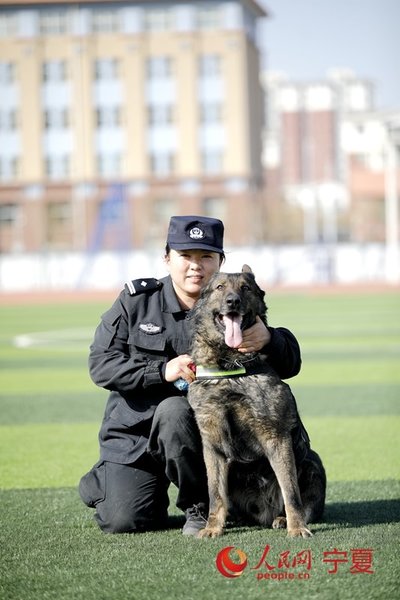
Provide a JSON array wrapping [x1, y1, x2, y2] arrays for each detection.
[[0, 5, 267, 252], [1, 24, 263, 181]]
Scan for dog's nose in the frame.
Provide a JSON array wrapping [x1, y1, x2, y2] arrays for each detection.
[[225, 293, 241, 311]]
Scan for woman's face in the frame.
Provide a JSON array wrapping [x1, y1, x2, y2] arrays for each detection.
[[165, 248, 221, 308]]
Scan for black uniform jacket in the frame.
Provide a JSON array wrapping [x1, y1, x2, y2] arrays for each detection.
[[89, 275, 302, 464]]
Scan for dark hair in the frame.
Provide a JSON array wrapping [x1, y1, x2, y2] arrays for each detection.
[[164, 243, 225, 264]]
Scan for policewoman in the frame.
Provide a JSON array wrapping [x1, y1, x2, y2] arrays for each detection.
[[79, 215, 303, 535]]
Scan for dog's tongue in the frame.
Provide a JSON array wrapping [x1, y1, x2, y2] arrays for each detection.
[[223, 314, 243, 348]]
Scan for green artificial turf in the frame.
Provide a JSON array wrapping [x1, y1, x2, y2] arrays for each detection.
[[0, 290, 399, 599]]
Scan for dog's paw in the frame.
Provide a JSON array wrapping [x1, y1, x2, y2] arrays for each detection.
[[197, 526, 223, 539], [272, 516, 287, 529], [288, 527, 313, 538]]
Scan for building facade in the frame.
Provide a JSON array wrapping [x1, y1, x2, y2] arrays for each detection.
[[261, 69, 400, 245], [0, 0, 267, 253]]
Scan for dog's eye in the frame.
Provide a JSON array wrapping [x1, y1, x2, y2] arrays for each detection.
[[216, 284, 225, 291], [241, 285, 250, 292]]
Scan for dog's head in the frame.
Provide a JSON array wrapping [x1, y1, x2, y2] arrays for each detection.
[[193, 265, 267, 350]]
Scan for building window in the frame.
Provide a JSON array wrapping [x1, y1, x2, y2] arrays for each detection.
[[46, 201, 71, 246], [94, 58, 119, 80], [47, 202, 71, 226], [0, 12, 17, 37], [97, 154, 122, 177], [150, 153, 174, 177], [148, 105, 174, 126], [42, 61, 67, 82], [144, 7, 173, 31], [0, 109, 18, 130], [45, 156, 70, 180], [0, 157, 19, 180], [200, 103, 223, 124], [146, 57, 173, 79], [91, 9, 120, 33], [0, 203, 18, 226], [201, 151, 223, 175], [43, 109, 69, 129], [96, 107, 121, 127], [145, 197, 177, 249], [197, 5, 222, 30], [39, 9, 70, 35], [0, 61, 15, 84], [203, 197, 226, 221], [199, 55, 221, 77], [153, 197, 176, 221]]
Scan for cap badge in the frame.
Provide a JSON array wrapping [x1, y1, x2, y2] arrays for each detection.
[[189, 227, 205, 240]]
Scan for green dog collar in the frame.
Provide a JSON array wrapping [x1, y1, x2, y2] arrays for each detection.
[[196, 365, 246, 380]]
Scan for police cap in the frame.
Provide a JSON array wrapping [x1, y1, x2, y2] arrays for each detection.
[[166, 215, 224, 254]]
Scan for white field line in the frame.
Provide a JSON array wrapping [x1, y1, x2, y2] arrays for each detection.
[[13, 328, 93, 349]]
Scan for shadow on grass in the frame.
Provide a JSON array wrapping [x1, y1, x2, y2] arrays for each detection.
[[2, 487, 398, 536], [163, 499, 400, 536], [324, 498, 400, 527]]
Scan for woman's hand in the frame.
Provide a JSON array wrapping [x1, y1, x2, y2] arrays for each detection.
[[165, 354, 196, 383], [237, 316, 271, 354]]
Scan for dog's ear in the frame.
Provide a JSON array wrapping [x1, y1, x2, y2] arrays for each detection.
[[242, 264, 256, 282], [242, 265, 267, 316], [242, 264, 253, 274]]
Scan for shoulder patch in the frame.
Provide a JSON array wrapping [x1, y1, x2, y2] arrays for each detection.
[[125, 278, 162, 296]]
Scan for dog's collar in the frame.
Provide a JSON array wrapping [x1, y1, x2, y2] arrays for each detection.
[[196, 365, 247, 380]]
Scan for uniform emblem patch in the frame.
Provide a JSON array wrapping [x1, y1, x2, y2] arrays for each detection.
[[139, 323, 161, 334], [189, 227, 205, 240]]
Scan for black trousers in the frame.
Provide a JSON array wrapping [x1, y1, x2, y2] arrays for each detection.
[[78, 396, 208, 534]]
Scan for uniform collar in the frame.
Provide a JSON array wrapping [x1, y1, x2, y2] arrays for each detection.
[[160, 276, 189, 314]]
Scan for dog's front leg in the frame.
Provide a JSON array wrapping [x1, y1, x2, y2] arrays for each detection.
[[198, 442, 229, 538], [264, 437, 312, 538]]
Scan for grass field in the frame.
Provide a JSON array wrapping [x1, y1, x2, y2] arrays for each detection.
[[0, 289, 399, 600]]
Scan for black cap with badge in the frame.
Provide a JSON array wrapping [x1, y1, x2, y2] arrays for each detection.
[[166, 215, 224, 254]]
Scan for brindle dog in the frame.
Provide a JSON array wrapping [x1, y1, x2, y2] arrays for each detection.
[[188, 266, 326, 538]]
